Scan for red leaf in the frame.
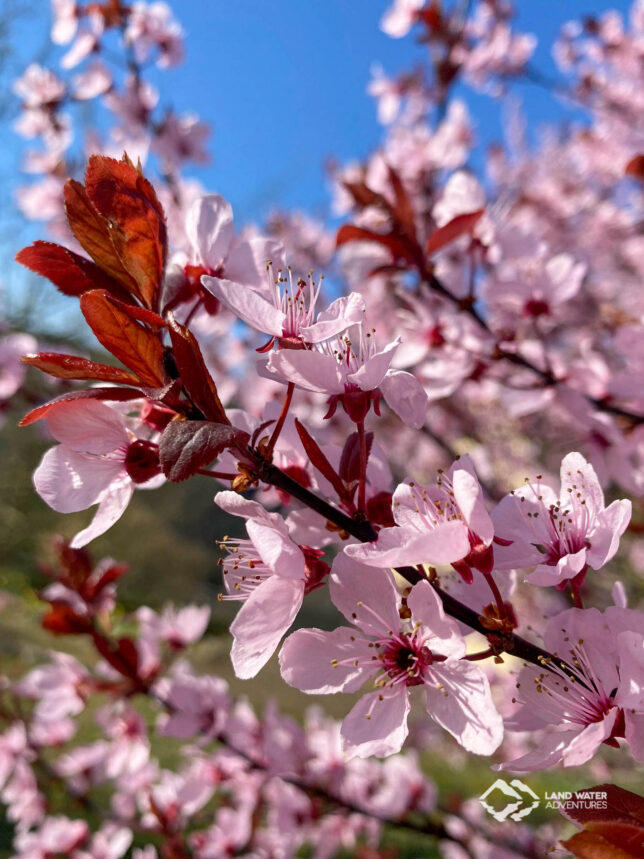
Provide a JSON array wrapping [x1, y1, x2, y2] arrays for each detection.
[[159, 420, 249, 482], [561, 785, 644, 829], [426, 209, 484, 256], [41, 604, 93, 635], [625, 155, 644, 181], [341, 180, 387, 209], [64, 179, 139, 292], [336, 224, 419, 266], [84, 155, 167, 310], [387, 165, 416, 237], [562, 826, 643, 859], [15, 241, 131, 301], [104, 295, 166, 331], [339, 431, 373, 487], [92, 633, 140, 679], [167, 312, 228, 423], [22, 352, 142, 385], [19, 387, 143, 427], [295, 419, 347, 501], [81, 290, 167, 387]]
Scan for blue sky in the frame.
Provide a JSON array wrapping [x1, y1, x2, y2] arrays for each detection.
[[2, 1, 633, 270]]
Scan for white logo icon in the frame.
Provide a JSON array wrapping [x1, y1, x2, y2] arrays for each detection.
[[479, 778, 540, 822]]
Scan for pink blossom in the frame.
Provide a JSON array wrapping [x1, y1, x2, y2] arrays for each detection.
[[160, 668, 230, 739], [13, 64, 65, 108], [345, 456, 489, 572], [152, 112, 210, 171], [266, 322, 428, 426], [280, 555, 503, 758], [51, 0, 78, 45], [496, 606, 644, 772], [204, 259, 365, 348], [380, 0, 425, 38], [0, 332, 37, 402], [16, 653, 90, 722], [13, 816, 88, 858], [125, 2, 184, 68], [72, 823, 133, 859], [33, 399, 164, 547], [215, 491, 325, 678], [492, 452, 631, 587]]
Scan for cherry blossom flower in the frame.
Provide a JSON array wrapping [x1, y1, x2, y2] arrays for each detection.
[[492, 452, 631, 587], [380, 0, 425, 39], [496, 606, 644, 772], [13, 816, 89, 858], [33, 399, 164, 547], [203, 259, 365, 348], [280, 555, 503, 758], [266, 322, 428, 426], [345, 455, 490, 573], [214, 491, 328, 679]]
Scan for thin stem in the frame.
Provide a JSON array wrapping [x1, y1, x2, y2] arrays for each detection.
[[485, 572, 507, 620], [357, 419, 367, 513], [196, 468, 238, 480], [464, 648, 495, 662], [265, 382, 295, 458]]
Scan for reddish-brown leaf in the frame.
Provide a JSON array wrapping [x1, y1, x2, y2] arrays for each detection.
[[22, 352, 142, 385], [625, 155, 644, 181], [342, 180, 387, 210], [15, 241, 131, 301], [387, 165, 416, 238], [562, 826, 643, 859], [339, 431, 374, 487], [426, 209, 484, 256], [167, 312, 228, 423], [561, 785, 644, 828], [19, 387, 144, 426], [105, 295, 166, 331], [295, 418, 347, 502], [85, 155, 167, 310], [42, 604, 93, 636], [81, 290, 166, 387], [159, 420, 249, 482], [64, 179, 139, 291], [336, 224, 419, 266]]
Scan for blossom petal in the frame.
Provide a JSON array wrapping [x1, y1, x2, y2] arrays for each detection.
[[70, 477, 134, 547], [186, 194, 234, 270], [246, 520, 305, 580], [451, 455, 494, 543], [588, 498, 632, 569], [341, 689, 410, 759], [266, 349, 345, 393], [34, 447, 124, 513], [202, 276, 284, 337], [301, 292, 365, 343], [345, 520, 470, 568], [525, 548, 587, 586], [493, 731, 573, 773], [562, 709, 617, 767], [347, 338, 400, 391], [406, 581, 465, 658], [225, 236, 284, 290], [279, 627, 372, 694], [230, 577, 304, 679], [379, 370, 427, 428], [44, 399, 129, 453], [426, 660, 503, 755], [330, 553, 401, 637]]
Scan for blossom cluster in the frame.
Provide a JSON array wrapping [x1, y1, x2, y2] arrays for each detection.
[[2, 0, 644, 856]]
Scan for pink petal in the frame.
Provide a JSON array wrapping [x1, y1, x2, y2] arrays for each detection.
[[201, 276, 284, 337], [525, 548, 587, 586], [345, 520, 470, 568], [341, 688, 410, 759], [562, 709, 617, 767], [560, 452, 604, 514], [379, 369, 427, 428], [450, 455, 494, 543], [246, 520, 305, 580], [279, 627, 372, 694], [230, 577, 304, 679], [34, 447, 124, 513], [301, 293, 365, 343], [588, 498, 632, 568], [215, 490, 287, 532], [330, 554, 401, 637], [44, 399, 128, 453], [493, 731, 573, 773], [625, 712, 644, 762], [70, 476, 134, 548], [266, 349, 345, 393], [186, 194, 234, 270], [426, 660, 503, 755], [225, 237, 285, 290], [347, 338, 399, 391], [406, 581, 465, 658]]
